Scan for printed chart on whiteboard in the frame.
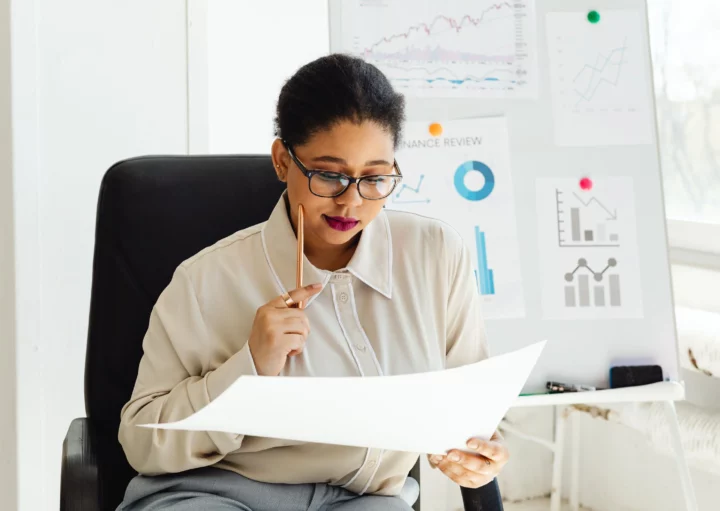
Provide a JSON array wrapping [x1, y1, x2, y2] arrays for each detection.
[[389, 118, 525, 319], [339, 0, 538, 98], [546, 10, 654, 146], [536, 177, 644, 319]]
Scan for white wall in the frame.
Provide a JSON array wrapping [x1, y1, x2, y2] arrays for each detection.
[[1, 0, 18, 509], [195, 0, 329, 154], [10, 1, 189, 509]]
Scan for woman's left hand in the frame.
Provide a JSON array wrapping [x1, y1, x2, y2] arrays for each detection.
[[428, 431, 509, 489]]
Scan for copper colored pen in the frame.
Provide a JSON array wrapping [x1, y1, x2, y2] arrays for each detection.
[[296, 204, 305, 309]]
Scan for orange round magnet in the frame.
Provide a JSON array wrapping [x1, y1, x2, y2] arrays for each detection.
[[428, 123, 443, 137]]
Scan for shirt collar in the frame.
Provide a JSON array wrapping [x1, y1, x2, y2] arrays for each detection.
[[261, 195, 393, 305]]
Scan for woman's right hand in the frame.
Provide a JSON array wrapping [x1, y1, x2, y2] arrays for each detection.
[[248, 283, 324, 376]]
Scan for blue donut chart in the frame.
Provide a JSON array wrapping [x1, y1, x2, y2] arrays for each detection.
[[454, 161, 495, 201]]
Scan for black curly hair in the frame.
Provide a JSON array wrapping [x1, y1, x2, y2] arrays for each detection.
[[274, 54, 405, 150]]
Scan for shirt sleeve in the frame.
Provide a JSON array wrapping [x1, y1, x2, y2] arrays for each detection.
[[444, 232, 489, 369], [118, 264, 257, 475]]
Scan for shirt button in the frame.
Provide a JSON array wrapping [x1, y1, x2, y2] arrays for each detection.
[[339, 292, 349, 303], [368, 460, 376, 467], [356, 344, 366, 352]]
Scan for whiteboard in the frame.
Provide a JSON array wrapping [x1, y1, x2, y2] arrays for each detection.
[[329, 0, 679, 391]]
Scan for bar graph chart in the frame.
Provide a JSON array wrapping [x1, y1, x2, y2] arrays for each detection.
[[556, 188, 620, 248], [474, 226, 495, 295], [564, 258, 621, 308]]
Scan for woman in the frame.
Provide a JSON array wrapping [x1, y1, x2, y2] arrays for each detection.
[[117, 54, 508, 511]]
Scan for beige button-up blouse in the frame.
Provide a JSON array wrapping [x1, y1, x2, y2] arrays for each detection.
[[118, 194, 488, 496]]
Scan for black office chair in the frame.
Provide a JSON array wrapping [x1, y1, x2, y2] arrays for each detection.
[[60, 155, 504, 511]]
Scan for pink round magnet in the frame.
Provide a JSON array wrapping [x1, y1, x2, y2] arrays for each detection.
[[579, 177, 593, 191]]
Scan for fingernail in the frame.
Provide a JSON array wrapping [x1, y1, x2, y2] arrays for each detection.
[[430, 455, 440, 464], [449, 453, 460, 462], [309, 283, 322, 289], [468, 440, 479, 449]]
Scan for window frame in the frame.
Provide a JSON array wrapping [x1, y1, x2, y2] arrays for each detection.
[[667, 220, 720, 261]]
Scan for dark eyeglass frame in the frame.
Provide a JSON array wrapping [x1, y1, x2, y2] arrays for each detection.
[[283, 140, 403, 200]]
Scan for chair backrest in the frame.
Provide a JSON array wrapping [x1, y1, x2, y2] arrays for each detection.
[[84, 155, 285, 508]]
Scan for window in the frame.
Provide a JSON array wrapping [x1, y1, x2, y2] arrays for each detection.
[[648, 0, 720, 251], [188, 0, 329, 155]]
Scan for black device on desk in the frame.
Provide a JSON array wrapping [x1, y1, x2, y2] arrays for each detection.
[[609, 365, 664, 388]]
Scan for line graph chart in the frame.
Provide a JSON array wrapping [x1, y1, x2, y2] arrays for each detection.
[[563, 258, 622, 308], [359, 8, 514, 62], [340, 0, 537, 97], [546, 10, 653, 146], [392, 174, 431, 204], [573, 39, 628, 108]]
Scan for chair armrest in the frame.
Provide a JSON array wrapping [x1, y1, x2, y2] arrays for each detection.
[[61, 417, 101, 511], [461, 479, 504, 511]]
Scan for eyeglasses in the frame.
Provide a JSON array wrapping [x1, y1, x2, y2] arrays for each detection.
[[283, 141, 403, 200]]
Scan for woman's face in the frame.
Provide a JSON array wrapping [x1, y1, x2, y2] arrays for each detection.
[[272, 120, 396, 250]]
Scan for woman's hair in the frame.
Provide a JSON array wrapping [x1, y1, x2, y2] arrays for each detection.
[[274, 53, 405, 149]]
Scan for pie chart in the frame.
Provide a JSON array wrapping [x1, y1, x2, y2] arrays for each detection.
[[454, 161, 495, 201]]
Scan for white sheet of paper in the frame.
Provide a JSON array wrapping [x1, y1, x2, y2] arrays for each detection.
[[546, 10, 654, 147], [142, 341, 545, 455], [390, 117, 525, 320], [535, 177, 644, 319]]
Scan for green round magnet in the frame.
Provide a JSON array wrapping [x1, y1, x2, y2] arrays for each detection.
[[587, 10, 601, 23]]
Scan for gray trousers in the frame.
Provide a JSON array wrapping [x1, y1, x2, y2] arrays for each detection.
[[117, 467, 414, 511]]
